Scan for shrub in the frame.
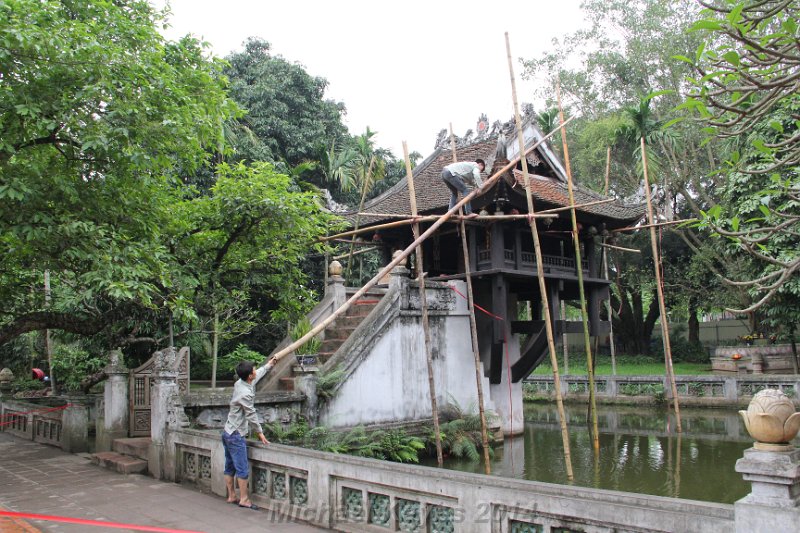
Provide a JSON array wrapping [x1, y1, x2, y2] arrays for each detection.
[[217, 344, 266, 378], [51, 344, 105, 392]]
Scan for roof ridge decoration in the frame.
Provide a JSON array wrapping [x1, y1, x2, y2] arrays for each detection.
[[434, 114, 503, 151]]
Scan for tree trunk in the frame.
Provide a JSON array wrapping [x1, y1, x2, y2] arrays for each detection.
[[688, 296, 700, 345]]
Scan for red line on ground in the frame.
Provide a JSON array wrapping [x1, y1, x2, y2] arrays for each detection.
[[0, 511, 206, 533]]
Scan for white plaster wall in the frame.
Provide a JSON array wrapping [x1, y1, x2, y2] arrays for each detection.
[[321, 281, 496, 428]]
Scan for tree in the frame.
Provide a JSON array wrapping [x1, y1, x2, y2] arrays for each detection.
[[0, 0, 237, 346], [223, 38, 349, 167], [683, 0, 800, 313]]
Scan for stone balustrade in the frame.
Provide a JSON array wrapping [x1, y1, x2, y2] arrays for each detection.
[[0, 398, 89, 452], [524, 374, 800, 407], [166, 427, 734, 532]]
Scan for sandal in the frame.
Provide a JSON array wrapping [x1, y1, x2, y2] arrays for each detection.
[[238, 503, 260, 511]]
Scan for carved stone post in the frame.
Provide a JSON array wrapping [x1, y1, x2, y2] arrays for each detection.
[[149, 348, 178, 480], [389, 251, 410, 309], [0, 368, 13, 399], [97, 349, 128, 451], [735, 389, 800, 532], [326, 260, 347, 309]]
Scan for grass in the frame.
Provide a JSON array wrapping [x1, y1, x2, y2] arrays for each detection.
[[532, 355, 712, 376]]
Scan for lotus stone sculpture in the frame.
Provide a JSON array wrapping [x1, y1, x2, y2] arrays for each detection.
[[739, 389, 800, 450]]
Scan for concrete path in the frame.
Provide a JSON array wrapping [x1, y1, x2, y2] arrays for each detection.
[[0, 432, 325, 533]]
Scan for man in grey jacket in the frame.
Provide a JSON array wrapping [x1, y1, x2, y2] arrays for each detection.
[[441, 158, 485, 214], [222, 357, 277, 510]]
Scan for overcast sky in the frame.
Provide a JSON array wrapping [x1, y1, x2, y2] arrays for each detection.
[[151, 0, 587, 158]]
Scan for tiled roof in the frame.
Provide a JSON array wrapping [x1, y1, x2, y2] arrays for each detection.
[[508, 170, 646, 222], [344, 138, 499, 221], [343, 136, 644, 227]]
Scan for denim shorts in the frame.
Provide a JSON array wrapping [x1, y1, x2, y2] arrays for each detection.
[[222, 430, 249, 479]]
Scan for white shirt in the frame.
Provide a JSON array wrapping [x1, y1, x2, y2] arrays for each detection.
[[223, 365, 270, 436], [444, 161, 483, 187]]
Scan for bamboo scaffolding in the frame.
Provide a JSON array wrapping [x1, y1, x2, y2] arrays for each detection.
[[506, 33, 573, 480], [333, 247, 378, 261], [556, 83, 600, 453], [320, 213, 558, 242], [266, 115, 575, 379], [330, 238, 380, 247], [447, 125, 492, 475], [602, 244, 618, 375], [610, 218, 697, 233], [403, 141, 444, 467], [598, 243, 641, 254], [351, 198, 614, 221], [641, 136, 682, 432]]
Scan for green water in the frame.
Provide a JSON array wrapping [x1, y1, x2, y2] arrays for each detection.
[[428, 403, 756, 504]]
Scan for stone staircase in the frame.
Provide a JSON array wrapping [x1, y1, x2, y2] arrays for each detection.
[[278, 296, 383, 391], [91, 437, 150, 475]]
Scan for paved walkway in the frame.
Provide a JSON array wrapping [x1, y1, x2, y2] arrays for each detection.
[[0, 432, 325, 533]]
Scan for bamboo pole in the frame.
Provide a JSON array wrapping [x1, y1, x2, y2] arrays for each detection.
[[602, 245, 618, 375], [266, 116, 575, 368], [320, 213, 558, 242], [350, 198, 613, 221], [641, 136, 682, 432], [403, 141, 444, 467], [561, 301, 569, 374], [610, 218, 697, 233], [346, 157, 377, 279], [598, 243, 641, 254], [505, 32, 573, 480], [333, 246, 378, 261], [602, 144, 617, 376], [44, 270, 54, 391], [211, 311, 219, 388], [447, 126, 492, 475], [556, 83, 600, 453]]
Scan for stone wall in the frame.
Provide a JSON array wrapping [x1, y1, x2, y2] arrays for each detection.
[[318, 277, 501, 431], [166, 427, 735, 532], [0, 397, 90, 453], [524, 374, 800, 408]]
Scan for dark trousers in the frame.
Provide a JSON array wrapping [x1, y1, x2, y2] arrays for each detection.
[[441, 169, 472, 214]]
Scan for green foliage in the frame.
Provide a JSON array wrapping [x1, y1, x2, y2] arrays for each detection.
[[316, 365, 345, 402], [217, 344, 266, 377], [51, 344, 105, 392], [429, 403, 495, 462], [222, 38, 348, 167], [11, 377, 45, 393], [265, 420, 424, 463], [685, 1, 800, 318], [290, 318, 321, 356], [0, 0, 236, 346]]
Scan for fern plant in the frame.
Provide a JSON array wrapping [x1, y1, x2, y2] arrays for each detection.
[[316, 365, 345, 401], [428, 401, 496, 461]]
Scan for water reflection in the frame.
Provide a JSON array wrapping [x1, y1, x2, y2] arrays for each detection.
[[428, 403, 756, 504]]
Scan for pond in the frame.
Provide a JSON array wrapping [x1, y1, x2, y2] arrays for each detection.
[[423, 403, 760, 504]]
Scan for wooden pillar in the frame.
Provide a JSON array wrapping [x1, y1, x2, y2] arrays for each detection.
[[490, 223, 505, 270]]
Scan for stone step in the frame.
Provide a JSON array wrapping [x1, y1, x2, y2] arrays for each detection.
[[91, 451, 148, 475], [279, 377, 295, 391], [334, 315, 369, 329], [325, 326, 357, 340], [112, 437, 150, 461], [320, 339, 345, 353]]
